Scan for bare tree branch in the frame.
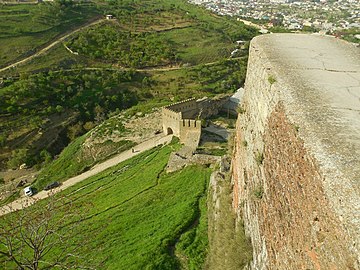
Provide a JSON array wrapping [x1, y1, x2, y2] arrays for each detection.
[[0, 193, 91, 270]]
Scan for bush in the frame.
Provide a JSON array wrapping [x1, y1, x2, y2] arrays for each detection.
[[0, 135, 6, 147], [7, 149, 29, 169], [253, 185, 264, 199], [255, 151, 264, 166], [268, 75, 276, 85]]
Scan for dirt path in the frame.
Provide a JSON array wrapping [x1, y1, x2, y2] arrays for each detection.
[[37, 56, 246, 75], [0, 134, 173, 216], [0, 18, 105, 74]]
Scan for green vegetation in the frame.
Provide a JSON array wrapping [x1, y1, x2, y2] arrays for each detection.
[[0, 0, 257, 213], [0, 69, 138, 168], [255, 151, 264, 166], [268, 75, 276, 86], [334, 28, 360, 44], [268, 26, 292, 33], [66, 23, 177, 68], [197, 142, 228, 156], [253, 185, 264, 199], [0, 0, 257, 267], [6, 148, 29, 169], [34, 132, 134, 190], [1, 144, 212, 269], [206, 170, 253, 268], [208, 111, 237, 129], [236, 105, 246, 114], [0, 1, 100, 67]]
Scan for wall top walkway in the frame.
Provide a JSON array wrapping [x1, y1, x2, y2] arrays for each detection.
[[252, 33, 360, 251]]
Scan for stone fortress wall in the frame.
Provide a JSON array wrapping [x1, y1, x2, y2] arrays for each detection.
[[232, 34, 360, 270], [162, 98, 202, 147]]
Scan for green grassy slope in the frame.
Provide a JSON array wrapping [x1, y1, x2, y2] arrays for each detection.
[[0, 2, 100, 67], [1, 144, 211, 269], [34, 132, 134, 190], [0, 0, 256, 203]]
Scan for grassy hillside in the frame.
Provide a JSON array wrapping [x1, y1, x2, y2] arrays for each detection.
[[0, 69, 139, 169], [0, 2, 100, 67], [0, 0, 257, 188], [1, 143, 211, 269], [34, 132, 134, 190]]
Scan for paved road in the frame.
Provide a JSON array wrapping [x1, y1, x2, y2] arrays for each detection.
[[0, 134, 173, 216], [0, 18, 105, 74]]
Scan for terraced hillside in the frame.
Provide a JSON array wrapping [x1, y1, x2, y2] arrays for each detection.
[[0, 0, 255, 175], [0, 0, 256, 267]]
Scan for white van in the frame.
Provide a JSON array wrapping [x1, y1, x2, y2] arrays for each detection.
[[24, 186, 34, 197]]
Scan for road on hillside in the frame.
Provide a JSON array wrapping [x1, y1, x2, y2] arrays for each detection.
[[0, 134, 173, 216], [0, 18, 105, 74]]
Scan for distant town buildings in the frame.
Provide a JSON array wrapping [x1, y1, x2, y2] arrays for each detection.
[[189, 0, 360, 33]]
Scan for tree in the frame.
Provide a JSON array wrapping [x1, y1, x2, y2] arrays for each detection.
[[0, 134, 6, 147], [55, 105, 64, 114], [67, 122, 84, 141], [7, 149, 29, 169], [0, 194, 90, 270], [40, 149, 52, 165]]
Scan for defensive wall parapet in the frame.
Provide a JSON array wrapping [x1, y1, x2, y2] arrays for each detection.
[[180, 119, 202, 147], [162, 96, 231, 147], [162, 98, 201, 147], [232, 34, 360, 270], [165, 98, 199, 118], [162, 107, 182, 136]]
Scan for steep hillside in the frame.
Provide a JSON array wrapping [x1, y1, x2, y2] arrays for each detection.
[[0, 143, 212, 269], [0, 0, 256, 174], [0, 1, 100, 67]]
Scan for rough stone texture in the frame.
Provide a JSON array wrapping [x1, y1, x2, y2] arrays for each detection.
[[166, 145, 221, 173], [162, 98, 201, 145], [162, 97, 228, 147], [232, 34, 360, 270]]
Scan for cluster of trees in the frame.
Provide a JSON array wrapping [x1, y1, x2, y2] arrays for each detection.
[[186, 58, 248, 94], [30, 0, 82, 27], [198, 20, 258, 43], [1, 69, 138, 122], [67, 24, 177, 68], [0, 69, 139, 169]]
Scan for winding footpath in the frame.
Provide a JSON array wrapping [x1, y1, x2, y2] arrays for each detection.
[[0, 18, 105, 74], [0, 134, 173, 216]]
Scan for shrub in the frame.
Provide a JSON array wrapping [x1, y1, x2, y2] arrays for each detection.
[[7, 149, 29, 169], [255, 151, 264, 166], [268, 75, 276, 85], [236, 105, 246, 114], [253, 185, 264, 199]]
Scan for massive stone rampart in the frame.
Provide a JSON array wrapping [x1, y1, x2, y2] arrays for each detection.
[[162, 98, 198, 137], [232, 34, 360, 269], [180, 119, 201, 147], [162, 97, 225, 147]]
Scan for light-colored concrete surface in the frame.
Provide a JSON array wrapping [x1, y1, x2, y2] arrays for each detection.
[[0, 134, 173, 216], [252, 33, 360, 261]]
